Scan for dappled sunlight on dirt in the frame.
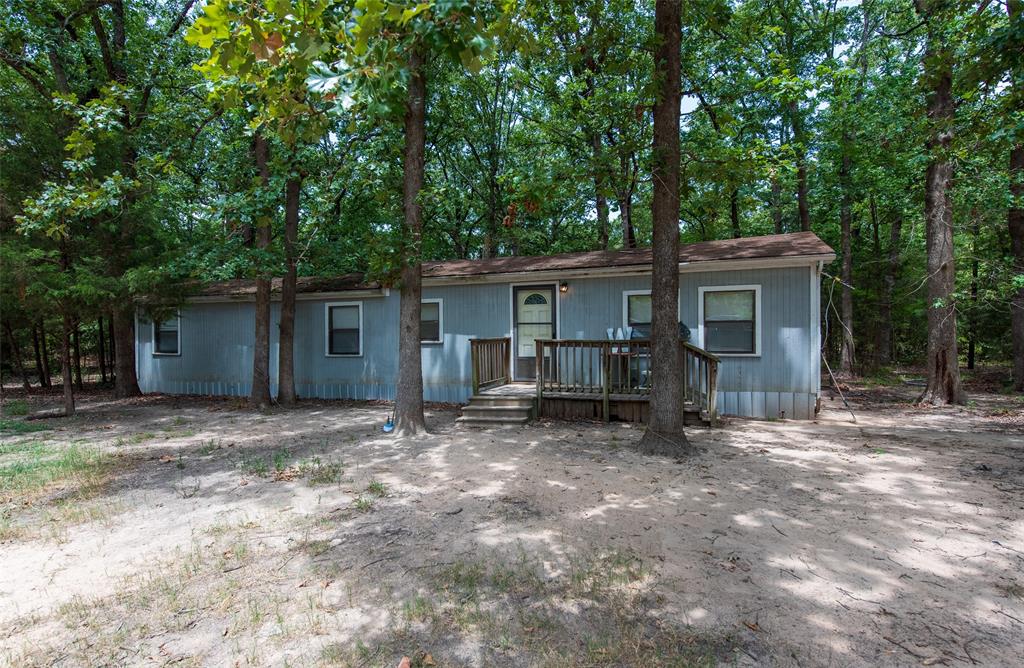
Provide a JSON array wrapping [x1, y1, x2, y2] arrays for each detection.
[[0, 383, 1021, 666]]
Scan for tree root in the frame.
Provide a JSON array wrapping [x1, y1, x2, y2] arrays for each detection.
[[638, 428, 699, 457]]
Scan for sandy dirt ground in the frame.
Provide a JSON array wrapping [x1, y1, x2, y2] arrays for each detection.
[[0, 379, 1022, 667]]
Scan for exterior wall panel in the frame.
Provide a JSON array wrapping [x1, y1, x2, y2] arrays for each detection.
[[137, 264, 821, 419]]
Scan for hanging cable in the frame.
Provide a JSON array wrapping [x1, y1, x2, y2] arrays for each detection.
[[821, 274, 857, 423]]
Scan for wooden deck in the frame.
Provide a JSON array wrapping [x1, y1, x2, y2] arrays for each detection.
[[469, 337, 719, 426], [478, 382, 535, 397], [478, 382, 708, 425]]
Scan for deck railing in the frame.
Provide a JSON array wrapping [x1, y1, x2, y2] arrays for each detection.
[[534, 339, 719, 421], [469, 337, 511, 395]]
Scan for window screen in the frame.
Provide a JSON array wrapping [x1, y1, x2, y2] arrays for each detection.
[[328, 305, 360, 355], [626, 293, 651, 337], [703, 290, 756, 354], [420, 301, 441, 342], [154, 317, 179, 355]]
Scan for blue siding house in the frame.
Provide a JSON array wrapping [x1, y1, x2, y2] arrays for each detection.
[[136, 232, 835, 420]]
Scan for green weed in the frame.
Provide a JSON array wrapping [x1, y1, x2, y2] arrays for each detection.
[[2, 399, 29, 416], [240, 456, 268, 477], [0, 419, 49, 435]]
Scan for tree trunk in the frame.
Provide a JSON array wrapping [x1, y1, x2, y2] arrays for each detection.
[[620, 196, 636, 248], [278, 174, 300, 406], [107, 315, 116, 383], [394, 47, 428, 436], [72, 322, 83, 388], [790, 100, 810, 232], [839, 149, 855, 374], [617, 151, 637, 248], [730, 188, 741, 239], [250, 132, 273, 410], [771, 175, 783, 234], [916, 10, 965, 405], [1009, 0, 1024, 391], [592, 133, 609, 250], [60, 313, 75, 416], [39, 320, 51, 387], [967, 208, 979, 370], [111, 306, 140, 397], [1011, 137, 1024, 390], [31, 323, 46, 387], [3, 321, 32, 391], [97, 316, 107, 384], [876, 211, 902, 366], [640, 0, 691, 456]]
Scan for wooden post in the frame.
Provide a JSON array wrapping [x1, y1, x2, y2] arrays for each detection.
[[535, 341, 544, 417], [708, 361, 719, 423], [602, 342, 611, 422], [471, 341, 480, 396], [502, 337, 510, 384]]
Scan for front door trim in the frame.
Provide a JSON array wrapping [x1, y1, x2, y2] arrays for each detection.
[[508, 281, 560, 382]]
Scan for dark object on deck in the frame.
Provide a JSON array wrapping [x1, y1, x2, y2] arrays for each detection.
[[629, 322, 689, 342]]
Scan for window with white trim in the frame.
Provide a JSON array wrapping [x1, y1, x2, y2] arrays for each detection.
[[623, 291, 651, 337], [153, 315, 180, 356], [699, 286, 760, 355], [420, 299, 442, 343], [326, 302, 362, 356]]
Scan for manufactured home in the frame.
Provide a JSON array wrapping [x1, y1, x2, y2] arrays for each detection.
[[136, 231, 835, 422]]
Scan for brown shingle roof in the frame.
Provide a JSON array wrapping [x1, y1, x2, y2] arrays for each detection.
[[423, 231, 833, 278], [197, 274, 377, 297], [196, 232, 833, 296]]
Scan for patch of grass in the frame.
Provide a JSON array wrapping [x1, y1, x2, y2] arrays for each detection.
[[0, 418, 49, 435], [197, 439, 221, 455], [298, 538, 332, 558], [401, 594, 434, 623], [300, 457, 345, 486], [240, 456, 269, 477], [272, 449, 290, 472], [2, 399, 30, 416], [860, 367, 900, 387], [366, 479, 387, 497], [0, 442, 114, 498], [438, 560, 486, 599], [352, 496, 373, 512], [114, 432, 155, 447]]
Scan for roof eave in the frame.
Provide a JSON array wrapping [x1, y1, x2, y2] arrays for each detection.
[[422, 253, 836, 286]]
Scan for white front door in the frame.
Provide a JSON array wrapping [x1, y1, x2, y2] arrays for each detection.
[[514, 286, 555, 380]]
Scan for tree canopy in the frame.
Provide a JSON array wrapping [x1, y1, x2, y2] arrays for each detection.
[[1, 0, 1020, 407]]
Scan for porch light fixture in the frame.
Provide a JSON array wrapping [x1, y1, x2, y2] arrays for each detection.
[[559, 282, 569, 293]]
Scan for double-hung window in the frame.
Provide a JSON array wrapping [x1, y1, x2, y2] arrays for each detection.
[[623, 291, 652, 338], [153, 315, 181, 356], [326, 302, 362, 356], [699, 286, 760, 355], [420, 299, 443, 344]]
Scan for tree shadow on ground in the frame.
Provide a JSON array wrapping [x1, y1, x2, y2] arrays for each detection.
[[1, 389, 1022, 666]]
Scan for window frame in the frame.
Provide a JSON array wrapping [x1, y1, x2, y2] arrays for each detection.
[[621, 290, 652, 334], [324, 301, 363, 357], [151, 313, 182, 357], [697, 285, 761, 357], [420, 298, 443, 345]]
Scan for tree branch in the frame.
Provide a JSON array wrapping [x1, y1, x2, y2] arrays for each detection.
[[0, 48, 50, 99]]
